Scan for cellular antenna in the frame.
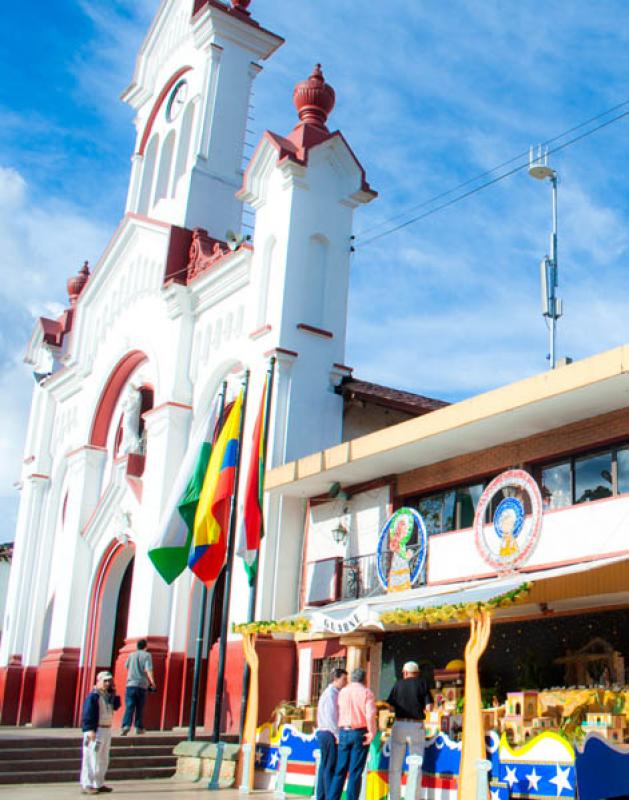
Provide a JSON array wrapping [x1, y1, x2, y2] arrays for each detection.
[[529, 145, 561, 369]]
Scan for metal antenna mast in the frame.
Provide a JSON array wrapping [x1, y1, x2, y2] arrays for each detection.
[[529, 145, 561, 369]]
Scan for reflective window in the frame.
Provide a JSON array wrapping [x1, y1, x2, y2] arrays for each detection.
[[457, 484, 484, 529], [617, 448, 629, 495], [541, 462, 571, 509], [417, 491, 455, 536], [574, 451, 612, 504]]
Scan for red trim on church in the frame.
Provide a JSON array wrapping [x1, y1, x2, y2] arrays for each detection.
[[89, 351, 148, 448], [138, 67, 193, 157]]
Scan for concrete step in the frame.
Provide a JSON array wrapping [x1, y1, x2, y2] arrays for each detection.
[[0, 765, 176, 785], [0, 733, 185, 784]]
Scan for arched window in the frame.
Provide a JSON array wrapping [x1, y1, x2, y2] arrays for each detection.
[[171, 102, 195, 196], [257, 236, 275, 328], [154, 130, 176, 205], [137, 134, 159, 215]]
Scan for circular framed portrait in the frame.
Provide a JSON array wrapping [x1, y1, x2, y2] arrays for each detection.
[[473, 469, 543, 572], [376, 507, 427, 593]]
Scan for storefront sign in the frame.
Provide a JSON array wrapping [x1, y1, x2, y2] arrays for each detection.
[[474, 469, 543, 571], [376, 507, 427, 592], [310, 604, 383, 634]]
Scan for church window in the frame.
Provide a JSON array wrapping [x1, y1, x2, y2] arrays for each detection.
[[154, 130, 176, 205], [171, 102, 195, 196], [137, 134, 159, 215]]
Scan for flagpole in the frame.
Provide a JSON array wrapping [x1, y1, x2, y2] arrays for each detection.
[[188, 381, 227, 742], [238, 356, 276, 737], [212, 369, 251, 742]]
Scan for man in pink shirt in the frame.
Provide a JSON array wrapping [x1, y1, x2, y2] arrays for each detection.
[[328, 668, 377, 800]]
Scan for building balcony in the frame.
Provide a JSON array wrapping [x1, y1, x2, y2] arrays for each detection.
[[304, 545, 424, 608]]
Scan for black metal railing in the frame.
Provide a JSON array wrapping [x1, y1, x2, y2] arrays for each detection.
[[340, 545, 425, 600]]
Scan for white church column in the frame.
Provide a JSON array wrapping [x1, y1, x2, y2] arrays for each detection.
[[113, 401, 192, 730], [0, 474, 49, 724], [31, 446, 106, 726]]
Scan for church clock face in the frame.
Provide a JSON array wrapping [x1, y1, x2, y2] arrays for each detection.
[[166, 80, 188, 122]]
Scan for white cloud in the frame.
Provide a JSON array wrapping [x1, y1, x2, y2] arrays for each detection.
[[0, 165, 111, 538]]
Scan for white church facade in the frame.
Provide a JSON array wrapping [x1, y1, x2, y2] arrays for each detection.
[[0, 0, 423, 732]]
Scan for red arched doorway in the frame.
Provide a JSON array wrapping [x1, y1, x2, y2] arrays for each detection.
[[76, 541, 136, 724]]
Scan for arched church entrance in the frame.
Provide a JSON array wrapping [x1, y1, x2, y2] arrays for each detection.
[[76, 540, 136, 724]]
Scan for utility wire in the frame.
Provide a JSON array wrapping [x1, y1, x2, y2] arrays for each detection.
[[355, 107, 629, 249], [356, 97, 629, 240]]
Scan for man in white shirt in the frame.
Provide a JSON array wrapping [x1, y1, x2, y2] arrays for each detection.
[[315, 668, 348, 800]]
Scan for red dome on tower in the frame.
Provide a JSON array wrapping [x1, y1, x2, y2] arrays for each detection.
[[292, 64, 336, 129], [67, 261, 90, 306], [230, 0, 251, 14]]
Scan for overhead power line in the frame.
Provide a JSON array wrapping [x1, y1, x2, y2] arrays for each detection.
[[354, 100, 629, 250]]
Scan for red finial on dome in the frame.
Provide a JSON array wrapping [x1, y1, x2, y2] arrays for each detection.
[[292, 64, 336, 129], [67, 261, 90, 306], [230, 0, 251, 14]]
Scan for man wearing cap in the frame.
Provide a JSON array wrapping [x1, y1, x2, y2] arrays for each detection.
[[328, 668, 377, 800], [387, 661, 432, 800], [80, 671, 121, 795]]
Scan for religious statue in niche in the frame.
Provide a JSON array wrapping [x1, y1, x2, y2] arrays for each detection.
[[376, 506, 427, 593], [119, 384, 143, 455]]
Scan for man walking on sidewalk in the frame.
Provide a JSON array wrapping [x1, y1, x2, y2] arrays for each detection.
[[81, 670, 120, 795], [121, 638, 156, 735]]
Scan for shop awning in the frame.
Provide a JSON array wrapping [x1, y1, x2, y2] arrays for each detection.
[[234, 553, 629, 637], [303, 552, 629, 634]]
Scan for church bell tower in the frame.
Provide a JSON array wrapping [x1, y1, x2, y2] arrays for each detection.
[[122, 0, 283, 240]]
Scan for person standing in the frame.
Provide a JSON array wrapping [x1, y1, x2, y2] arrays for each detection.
[[80, 670, 120, 795], [316, 668, 348, 800], [386, 660, 432, 800], [121, 638, 156, 735], [328, 668, 377, 800]]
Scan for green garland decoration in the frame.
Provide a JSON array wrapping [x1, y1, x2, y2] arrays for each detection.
[[378, 582, 532, 626], [233, 617, 311, 635], [232, 583, 532, 634]]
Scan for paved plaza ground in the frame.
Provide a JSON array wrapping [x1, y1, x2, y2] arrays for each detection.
[[0, 781, 271, 799]]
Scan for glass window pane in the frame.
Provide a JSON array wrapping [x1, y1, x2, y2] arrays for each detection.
[[617, 448, 629, 495], [418, 494, 443, 536], [442, 490, 456, 532], [575, 452, 612, 504], [457, 483, 483, 529], [541, 462, 571, 509]]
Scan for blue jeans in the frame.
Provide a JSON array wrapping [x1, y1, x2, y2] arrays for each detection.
[[328, 728, 369, 800], [122, 686, 147, 730], [316, 730, 337, 800]]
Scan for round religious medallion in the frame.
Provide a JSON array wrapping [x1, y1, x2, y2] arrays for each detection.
[[376, 507, 427, 593], [473, 469, 543, 572]]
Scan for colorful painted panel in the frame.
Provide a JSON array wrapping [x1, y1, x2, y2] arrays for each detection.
[[575, 733, 629, 800], [498, 732, 576, 799], [473, 469, 543, 572], [376, 507, 427, 593]]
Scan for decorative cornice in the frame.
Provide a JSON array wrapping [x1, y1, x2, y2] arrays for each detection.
[[187, 227, 232, 282], [297, 323, 333, 339]]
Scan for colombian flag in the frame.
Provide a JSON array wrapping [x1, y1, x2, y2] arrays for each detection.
[[237, 377, 268, 585], [189, 391, 243, 585]]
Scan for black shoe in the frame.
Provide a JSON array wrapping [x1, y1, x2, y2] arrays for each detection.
[[98, 788, 114, 794]]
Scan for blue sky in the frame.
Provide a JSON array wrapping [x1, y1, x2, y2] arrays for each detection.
[[2, 0, 629, 535]]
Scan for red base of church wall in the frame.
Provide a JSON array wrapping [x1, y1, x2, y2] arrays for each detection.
[[161, 651, 185, 730], [18, 666, 37, 725], [112, 636, 168, 730], [203, 637, 296, 735], [0, 656, 24, 725], [32, 648, 80, 727]]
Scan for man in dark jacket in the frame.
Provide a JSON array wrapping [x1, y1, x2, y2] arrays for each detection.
[[80, 671, 121, 795], [386, 661, 432, 800]]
